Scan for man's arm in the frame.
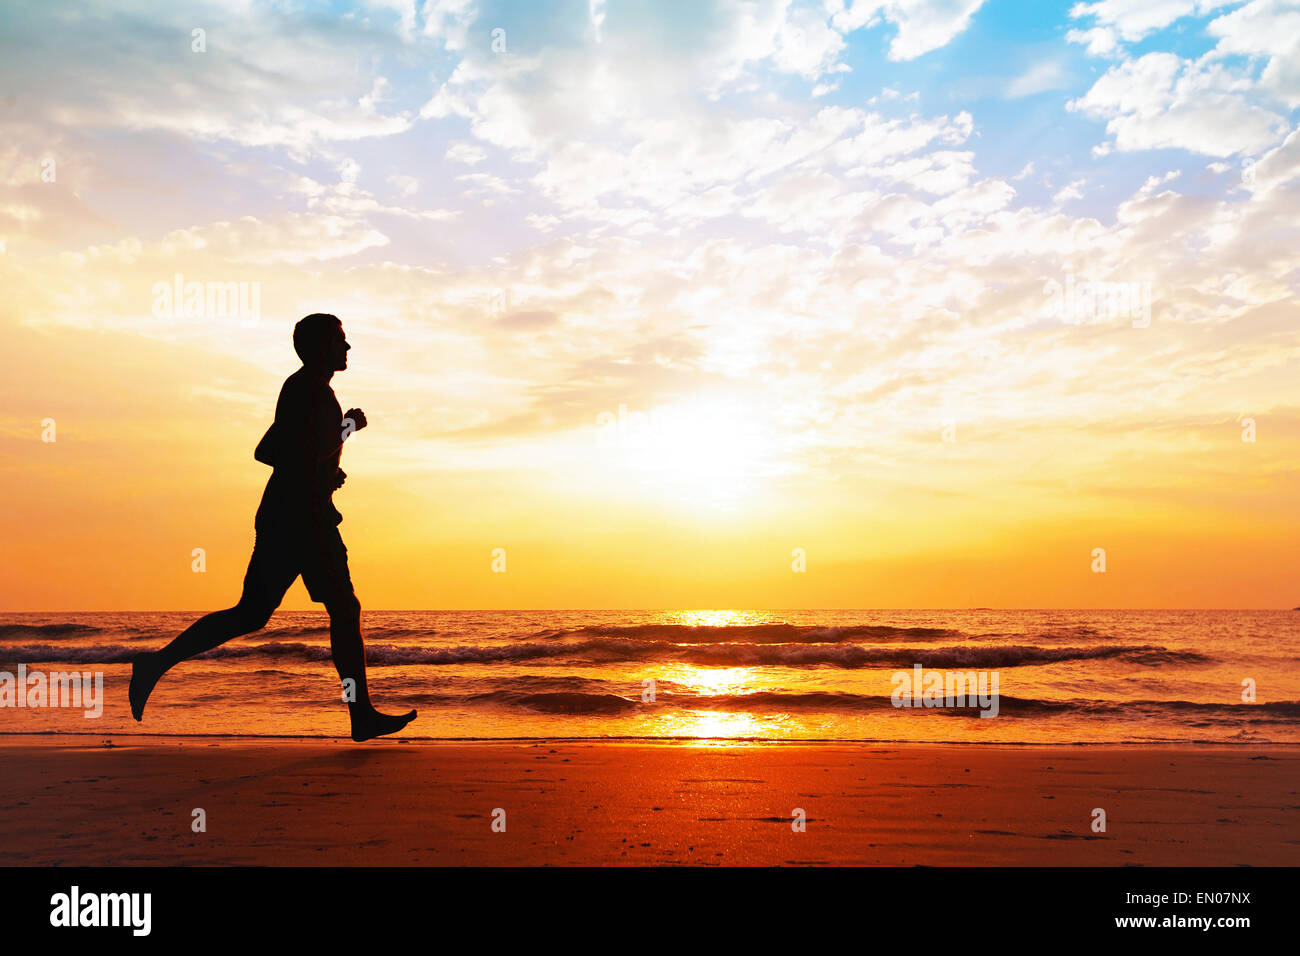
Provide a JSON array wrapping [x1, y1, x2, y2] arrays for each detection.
[[284, 383, 368, 507], [253, 423, 279, 466], [274, 380, 348, 476], [326, 410, 366, 487]]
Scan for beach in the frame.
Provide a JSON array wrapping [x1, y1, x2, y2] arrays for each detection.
[[1, 739, 1296, 866], [6, 611, 1296, 866]]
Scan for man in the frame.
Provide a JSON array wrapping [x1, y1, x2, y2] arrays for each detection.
[[129, 313, 417, 741]]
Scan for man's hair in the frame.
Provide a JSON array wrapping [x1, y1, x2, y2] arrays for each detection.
[[293, 313, 340, 362]]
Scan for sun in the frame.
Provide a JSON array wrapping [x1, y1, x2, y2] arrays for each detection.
[[596, 396, 771, 510]]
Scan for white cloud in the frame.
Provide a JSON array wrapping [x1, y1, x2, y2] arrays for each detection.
[[446, 141, 487, 165], [388, 174, 420, 196], [1068, 0, 1235, 43], [416, 8, 980, 235], [772, 2, 850, 77], [1053, 179, 1086, 203], [1065, 26, 1120, 57], [1207, 0, 1300, 107], [1007, 60, 1069, 97], [1243, 126, 1300, 193], [456, 172, 521, 197], [1, 2, 417, 158], [1069, 51, 1290, 157], [421, 0, 477, 51], [829, 0, 989, 61], [143, 213, 391, 265]]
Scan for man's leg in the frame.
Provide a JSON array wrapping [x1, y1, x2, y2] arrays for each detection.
[[307, 527, 415, 741], [129, 540, 293, 721]]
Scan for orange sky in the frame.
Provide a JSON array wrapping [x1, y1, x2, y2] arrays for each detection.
[[3, 1, 1300, 609], [4, 308, 1297, 609]]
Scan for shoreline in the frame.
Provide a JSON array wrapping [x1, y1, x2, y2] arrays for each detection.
[[4, 731, 1300, 746]]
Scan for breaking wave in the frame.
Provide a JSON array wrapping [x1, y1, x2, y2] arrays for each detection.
[[0, 639, 1210, 669]]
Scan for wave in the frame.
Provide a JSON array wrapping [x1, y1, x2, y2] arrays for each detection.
[[468, 690, 640, 714], [258, 625, 446, 641], [0, 639, 1210, 669], [0, 623, 99, 639], [533, 623, 965, 643], [404, 687, 1300, 720], [0, 620, 1136, 648], [0, 623, 447, 642]]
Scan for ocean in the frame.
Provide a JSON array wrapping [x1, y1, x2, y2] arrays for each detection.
[[1, 609, 1297, 743]]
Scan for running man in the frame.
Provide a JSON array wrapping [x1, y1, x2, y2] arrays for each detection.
[[129, 313, 417, 741]]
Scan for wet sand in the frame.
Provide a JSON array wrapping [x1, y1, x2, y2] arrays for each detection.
[[0, 739, 1296, 865]]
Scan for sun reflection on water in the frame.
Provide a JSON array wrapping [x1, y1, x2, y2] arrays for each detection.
[[653, 657, 778, 741], [665, 609, 769, 628], [668, 710, 771, 742], [635, 610, 799, 742]]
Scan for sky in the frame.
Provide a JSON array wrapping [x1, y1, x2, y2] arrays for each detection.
[[1, 0, 1299, 610]]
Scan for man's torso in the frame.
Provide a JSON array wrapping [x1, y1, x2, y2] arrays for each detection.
[[255, 368, 344, 535]]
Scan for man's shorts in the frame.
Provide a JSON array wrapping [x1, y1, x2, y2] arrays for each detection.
[[242, 523, 355, 608]]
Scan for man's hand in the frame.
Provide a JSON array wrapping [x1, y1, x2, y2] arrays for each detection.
[[342, 408, 368, 440]]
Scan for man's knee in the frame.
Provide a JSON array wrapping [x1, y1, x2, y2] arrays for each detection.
[[234, 597, 275, 632]]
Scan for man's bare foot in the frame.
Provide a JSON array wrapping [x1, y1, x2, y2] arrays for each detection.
[[350, 708, 417, 742], [129, 653, 164, 721]]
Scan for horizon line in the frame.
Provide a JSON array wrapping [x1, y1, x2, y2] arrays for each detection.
[[3, 607, 1298, 614]]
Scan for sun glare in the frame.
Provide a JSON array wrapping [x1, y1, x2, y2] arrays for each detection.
[[668, 609, 765, 628], [672, 710, 769, 741], [597, 398, 771, 510], [660, 663, 758, 696]]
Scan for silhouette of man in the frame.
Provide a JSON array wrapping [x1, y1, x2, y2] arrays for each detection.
[[129, 313, 417, 741]]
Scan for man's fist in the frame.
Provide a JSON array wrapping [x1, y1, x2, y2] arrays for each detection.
[[343, 408, 367, 438]]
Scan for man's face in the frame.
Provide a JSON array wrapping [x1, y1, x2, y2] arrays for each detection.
[[326, 322, 351, 371]]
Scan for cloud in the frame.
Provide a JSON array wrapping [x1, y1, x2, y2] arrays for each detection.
[[1068, 51, 1290, 157], [4, 0, 1300, 501], [497, 309, 559, 330], [0, 2, 420, 158], [296, 176, 459, 223], [829, 0, 989, 61], [149, 212, 392, 265], [387, 174, 420, 197], [1053, 179, 1086, 203], [1065, 25, 1120, 57], [1207, 0, 1300, 108], [415, 6, 980, 237], [1068, 1, 1300, 160], [1068, 0, 1236, 44], [1006, 60, 1070, 97], [1243, 126, 1300, 192], [446, 141, 487, 165]]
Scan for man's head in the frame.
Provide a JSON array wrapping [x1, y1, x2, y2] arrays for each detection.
[[293, 313, 350, 371]]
